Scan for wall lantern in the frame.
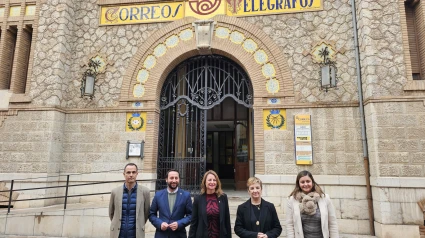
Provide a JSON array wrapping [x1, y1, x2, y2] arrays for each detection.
[[80, 59, 101, 99], [319, 46, 337, 92], [126, 140, 145, 159]]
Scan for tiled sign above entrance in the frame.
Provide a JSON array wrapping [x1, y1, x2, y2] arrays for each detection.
[[99, 0, 323, 25]]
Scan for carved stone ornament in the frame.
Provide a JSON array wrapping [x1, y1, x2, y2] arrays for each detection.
[[192, 20, 216, 55]]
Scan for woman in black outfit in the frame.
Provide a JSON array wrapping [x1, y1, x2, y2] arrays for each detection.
[[234, 177, 282, 238], [189, 170, 231, 238]]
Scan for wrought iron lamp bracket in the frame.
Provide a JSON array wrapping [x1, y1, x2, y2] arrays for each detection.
[[80, 59, 102, 99], [318, 46, 338, 92]]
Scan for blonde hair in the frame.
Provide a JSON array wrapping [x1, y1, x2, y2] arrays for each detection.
[[246, 177, 262, 189], [200, 170, 223, 197]]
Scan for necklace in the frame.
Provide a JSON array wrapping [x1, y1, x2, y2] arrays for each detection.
[[251, 202, 261, 226]]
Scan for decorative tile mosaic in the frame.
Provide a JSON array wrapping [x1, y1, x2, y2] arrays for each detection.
[[215, 27, 230, 39], [143, 55, 156, 70], [126, 112, 147, 132], [132, 102, 144, 108], [133, 84, 145, 98], [165, 35, 179, 48], [91, 55, 107, 73], [230, 31, 245, 44], [266, 78, 280, 94], [267, 98, 281, 104], [137, 69, 149, 84], [310, 41, 338, 63], [154, 44, 167, 58], [262, 63, 276, 78], [254, 50, 268, 65], [243, 39, 258, 53], [179, 29, 194, 41]]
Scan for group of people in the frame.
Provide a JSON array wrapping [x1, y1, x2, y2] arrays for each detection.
[[109, 163, 339, 238]]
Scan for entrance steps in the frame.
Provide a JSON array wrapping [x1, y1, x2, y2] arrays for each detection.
[[0, 191, 376, 238]]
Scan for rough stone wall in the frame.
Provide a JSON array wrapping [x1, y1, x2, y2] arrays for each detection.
[[30, 0, 77, 106], [30, 0, 164, 108], [243, 0, 358, 103], [355, 0, 407, 98], [62, 112, 145, 173], [264, 107, 363, 175]]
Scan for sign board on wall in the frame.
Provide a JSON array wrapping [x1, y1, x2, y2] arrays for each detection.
[[99, 0, 323, 25], [294, 114, 313, 165]]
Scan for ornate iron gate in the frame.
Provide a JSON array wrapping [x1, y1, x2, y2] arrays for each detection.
[[157, 55, 253, 193]]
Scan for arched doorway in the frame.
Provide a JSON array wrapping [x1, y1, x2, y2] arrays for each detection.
[[156, 55, 253, 192]]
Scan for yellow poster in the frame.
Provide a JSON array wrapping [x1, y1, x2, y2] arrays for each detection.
[[263, 109, 286, 130], [100, 2, 185, 26], [185, 0, 227, 19], [294, 114, 313, 165], [226, 0, 323, 16], [126, 112, 147, 132]]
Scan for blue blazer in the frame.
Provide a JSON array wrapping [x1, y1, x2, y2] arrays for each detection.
[[149, 188, 192, 238]]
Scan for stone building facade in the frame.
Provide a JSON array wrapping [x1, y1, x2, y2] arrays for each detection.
[[0, 0, 424, 237]]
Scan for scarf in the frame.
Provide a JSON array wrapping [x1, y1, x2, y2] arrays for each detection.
[[295, 192, 320, 215]]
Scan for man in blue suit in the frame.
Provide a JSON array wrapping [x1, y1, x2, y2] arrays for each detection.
[[149, 169, 192, 238]]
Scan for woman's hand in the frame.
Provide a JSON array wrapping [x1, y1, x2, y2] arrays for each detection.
[[257, 232, 268, 238]]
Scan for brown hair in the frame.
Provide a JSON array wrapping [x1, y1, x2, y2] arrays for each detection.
[[289, 170, 324, 197], [124, 163, 138, 172], [200, 170, 223, 197], [246, 177, 262, 189]]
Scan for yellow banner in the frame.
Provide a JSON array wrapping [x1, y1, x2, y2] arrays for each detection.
[[100, 0, 323, 25], [100, 2, 185, 25], [263, 109, 286, 130], [226, 0, 323, 16]]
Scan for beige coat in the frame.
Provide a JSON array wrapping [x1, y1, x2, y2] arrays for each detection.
[[286, 194, 339, 238], [109, 184, 150, 238]]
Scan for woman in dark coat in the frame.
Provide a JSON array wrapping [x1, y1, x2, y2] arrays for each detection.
[[189, 170, 231, 238], [234, 177, 282, 238]]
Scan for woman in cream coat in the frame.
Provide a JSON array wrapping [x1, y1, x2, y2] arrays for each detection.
[[286, 171, 339, 238]]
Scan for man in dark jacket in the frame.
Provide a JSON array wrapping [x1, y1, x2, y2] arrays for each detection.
[[109, 163, 150, 238]]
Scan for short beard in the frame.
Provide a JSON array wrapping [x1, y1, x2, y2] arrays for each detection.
[[167, 182, 178, 190]]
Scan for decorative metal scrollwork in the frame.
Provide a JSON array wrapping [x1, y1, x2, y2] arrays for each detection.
[[160, 55, 253, 110]]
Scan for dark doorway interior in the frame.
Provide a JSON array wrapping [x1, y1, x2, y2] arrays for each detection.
[[205, 97, 250, 190]]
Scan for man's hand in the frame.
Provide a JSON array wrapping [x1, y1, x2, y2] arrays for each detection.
[[169, 222, 178, 231], [161, 222, 169, 231]]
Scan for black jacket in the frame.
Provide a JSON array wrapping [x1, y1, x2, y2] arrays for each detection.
[[188, 193, 232, 238], [234, 198, 282, 238]]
